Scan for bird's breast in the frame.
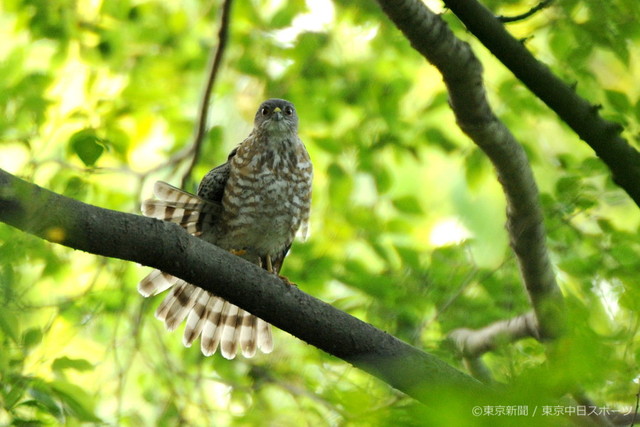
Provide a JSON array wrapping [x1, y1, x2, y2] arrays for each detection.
[[220, 149, 310, 255]]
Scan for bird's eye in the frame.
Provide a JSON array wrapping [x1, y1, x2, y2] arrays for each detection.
[[284, 106, 293, 116], [261, 107, 269, 116]]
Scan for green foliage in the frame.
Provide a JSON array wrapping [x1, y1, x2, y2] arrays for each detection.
[[1, 0, 639, 425]]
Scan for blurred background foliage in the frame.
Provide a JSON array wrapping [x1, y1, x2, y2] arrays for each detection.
[[1, 0, 639, 425]]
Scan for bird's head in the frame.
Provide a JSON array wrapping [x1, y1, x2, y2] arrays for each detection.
[[254, 98, 298, 135]]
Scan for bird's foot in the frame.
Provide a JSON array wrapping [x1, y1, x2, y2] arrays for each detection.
[[229, 249, 247, 256], [279, 275, 297, 287]]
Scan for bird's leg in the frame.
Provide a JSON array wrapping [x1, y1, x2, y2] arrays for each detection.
[[264, 255, 296, 286], [230, 249, 247, 256]]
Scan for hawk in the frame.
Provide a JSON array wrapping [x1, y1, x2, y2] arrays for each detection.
[[138, 99, 312, 359]]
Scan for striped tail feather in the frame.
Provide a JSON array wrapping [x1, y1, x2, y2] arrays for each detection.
[[141, 181, 221, 235], [138, 269, 273, 359]]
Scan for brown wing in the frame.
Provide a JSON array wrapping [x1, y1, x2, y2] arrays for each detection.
[[196, 147, 237, 202]]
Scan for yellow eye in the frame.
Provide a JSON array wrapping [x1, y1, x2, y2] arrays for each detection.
[[261, 107, 269, 116], [284, 106, 293, 116]]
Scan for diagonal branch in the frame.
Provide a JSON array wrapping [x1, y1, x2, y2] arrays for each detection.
[[443, 0, 640, 208], [0, 168, 489, 407], [496, 0, 554, 23], [181, 0, 234, 187], [448, 312, 540, 383], [374, 0, 565, 338], [448, 312, 540, 359]]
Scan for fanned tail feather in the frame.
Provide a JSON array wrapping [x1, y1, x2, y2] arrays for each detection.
[[138, 269, 272, 359], [141, 181, 220, 235], [220, 304, 240, 359], [138, 270, 177, 297], [239, 313, 258, 358], [257, 318, 273, 353]]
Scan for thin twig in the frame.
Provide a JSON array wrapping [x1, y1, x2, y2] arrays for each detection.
[[497, 0, 553, 23], [181, 0, 234, 188], [631, 382, 640, 426]]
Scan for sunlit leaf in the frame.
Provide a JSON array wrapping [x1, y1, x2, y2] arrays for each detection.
[[604, 89, 631, 112], [49, 381, 101, 423], [51, 357, 94, 373], [22, 328, 43, 350], [392, 195, 423, 215], [69, 129, 104, 167], [0, 310, 20, 343]]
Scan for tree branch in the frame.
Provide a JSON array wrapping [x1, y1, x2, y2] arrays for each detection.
[[448, 312, 540, 359], [449, 312, 540, 384], [181, 0, 234, 187], [374, 0, 565, 339], [496, 0, 554, 24], [443, 0, 640, 208], [0, 168, 489, 407]]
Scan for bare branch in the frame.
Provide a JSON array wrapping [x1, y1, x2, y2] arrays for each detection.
[[374, 0, 565, 338], [448, 312, 539, 359], [181, 0, 234, 187], [443, 0, 640, 208], [631, 383, 640, 426], [496, 0, 554, 23], [0, 168, 489, 407]]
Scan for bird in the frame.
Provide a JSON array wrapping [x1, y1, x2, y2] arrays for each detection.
[[138, 98, 312, 359]]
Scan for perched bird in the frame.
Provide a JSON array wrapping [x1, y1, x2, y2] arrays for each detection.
[[138, 99, 312, 359]]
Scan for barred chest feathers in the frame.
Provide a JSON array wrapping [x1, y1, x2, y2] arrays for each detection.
[[221, 134, 311, 256]]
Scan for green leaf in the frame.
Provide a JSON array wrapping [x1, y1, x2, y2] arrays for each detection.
[[49, 380, 102, 422], [555, 176, 581, 200], [52, 357, 94, 373], [558, 255, 598, 277], [391, 196, 423, 215], [580, 157, 607, 176], [464, 148, 488, 188], [634, 99, 640, 123], [374, 167, 392, 194], [604, 89, 631, 112], [5, 376, 30, 409], [327, 163, 352, 206], [0, 310, 20, 343], [29, 382, 63, 420], [69, 129, 104, 167], [424, 127, 458, 152], [22, 328, 43, 349], [610, 245, 638, 267]]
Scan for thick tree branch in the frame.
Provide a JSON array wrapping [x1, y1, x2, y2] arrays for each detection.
[[0, 169, 489, 407], [374, 0, 564, 338], [444, 0, 640, 208]]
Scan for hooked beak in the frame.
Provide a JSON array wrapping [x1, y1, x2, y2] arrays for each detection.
[[273, 107, 283, 121]]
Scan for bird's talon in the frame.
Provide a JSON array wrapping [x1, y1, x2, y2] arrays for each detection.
[[279, 275, 297, 287]]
